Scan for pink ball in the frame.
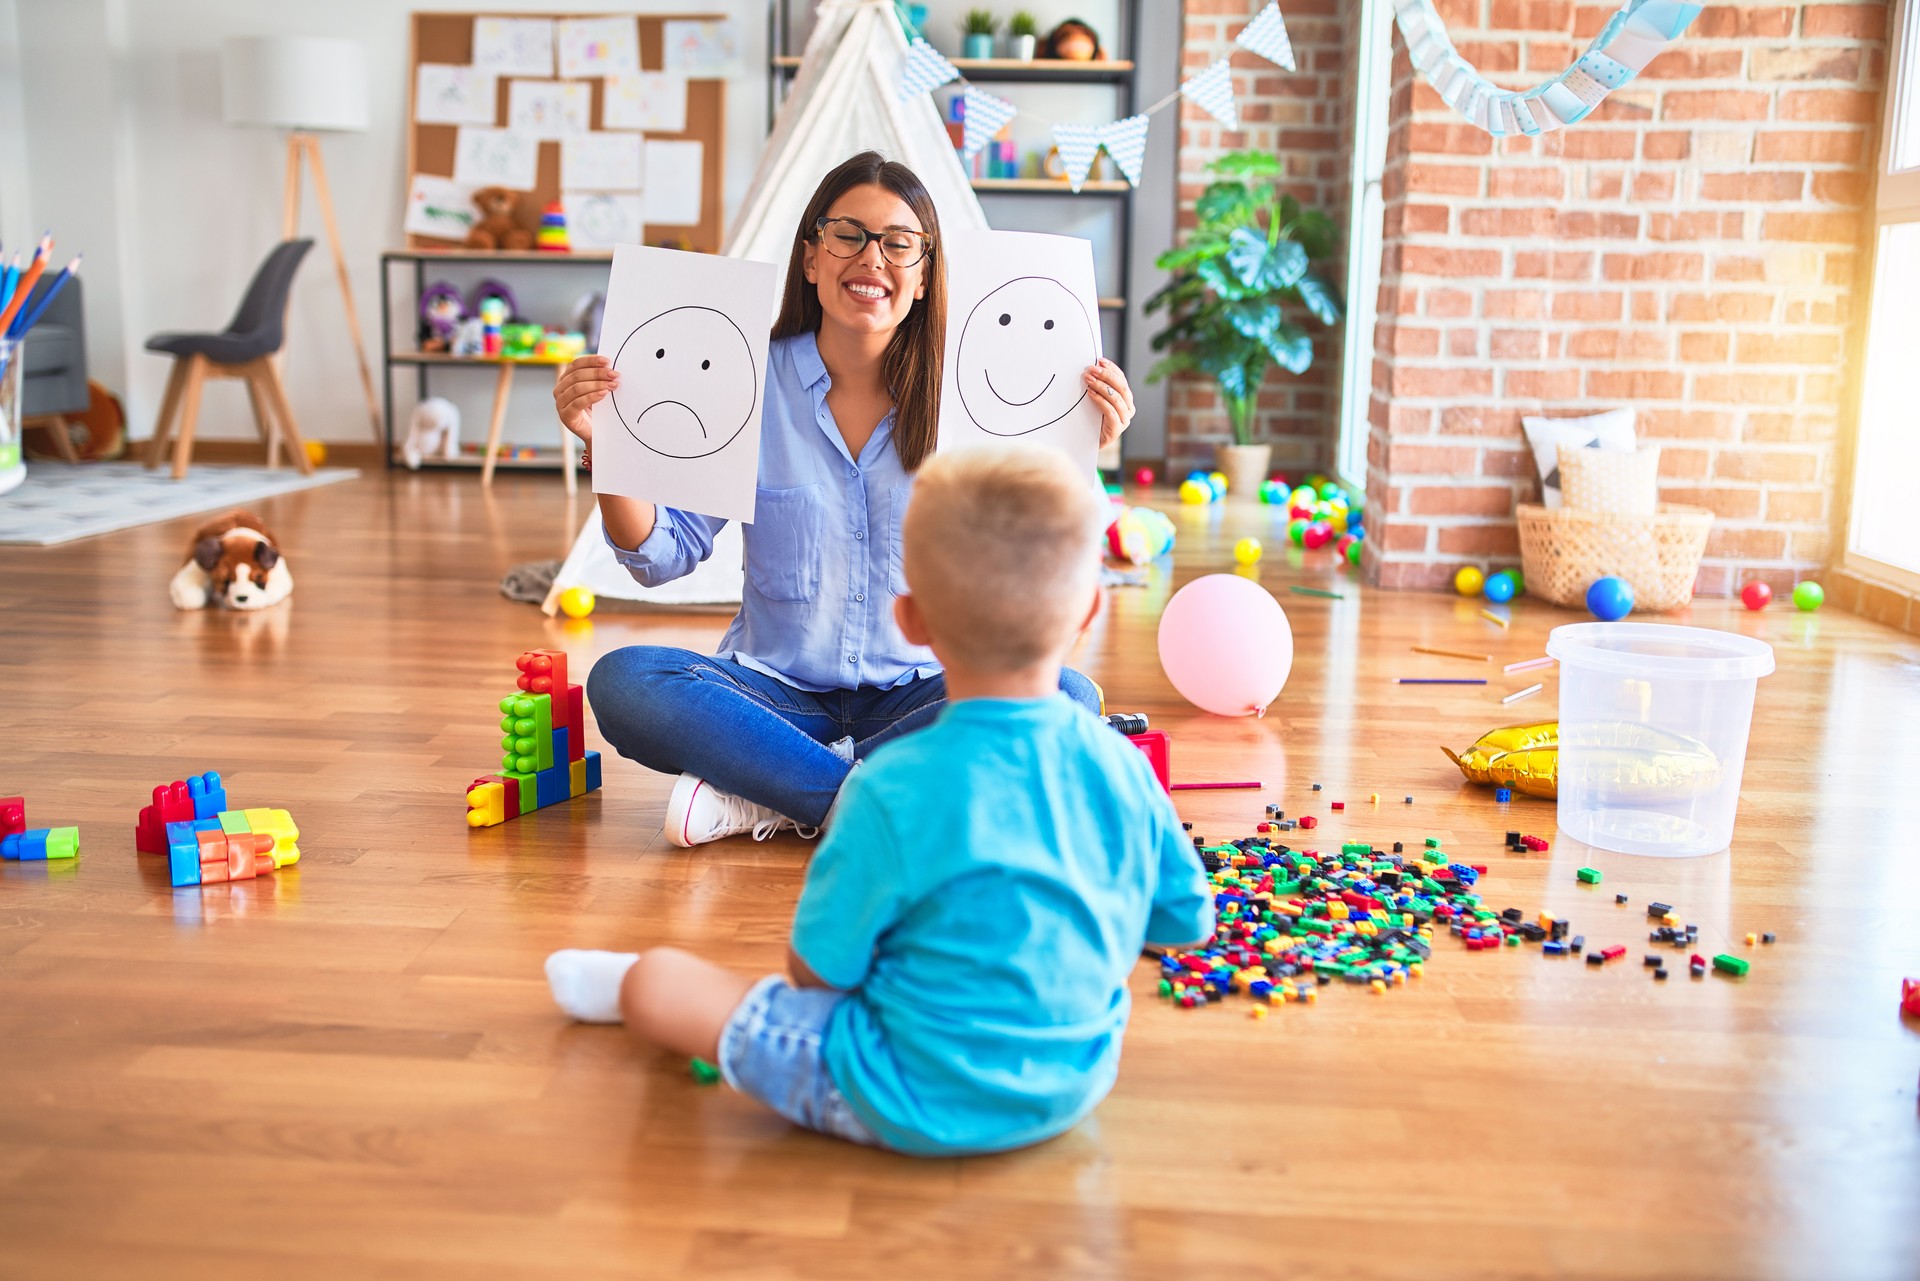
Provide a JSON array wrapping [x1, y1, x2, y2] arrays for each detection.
[[1740, 581, 1773, 611], [1303, 520, 1335, 550], [1133, 466, 1156, 486], [1157, 574, 1295, 717]]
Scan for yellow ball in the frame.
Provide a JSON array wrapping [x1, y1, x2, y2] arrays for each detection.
[[1179, 478, 1210, 505], [1207, 471, 1228, 492], [558, 586, 596, 619], [1233, 536, 1263, 566], [1454, 566, 1485, 596], [303, 440, 328, 466]]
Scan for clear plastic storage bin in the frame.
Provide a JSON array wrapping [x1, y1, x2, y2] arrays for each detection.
[[1545, 622, 1775, 858]]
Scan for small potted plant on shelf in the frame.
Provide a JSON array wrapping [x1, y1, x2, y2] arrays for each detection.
[[1008, 12, 1039, 61], [1145, 151, 1344, 499], [961, 9, 999, 59]]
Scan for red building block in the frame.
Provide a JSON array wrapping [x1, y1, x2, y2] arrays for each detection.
[[135, 782, 196, 854], [1902, 977, 1920, 1019], [562, 683, 585, 762], [0, 797, 23, 838], [516, 649, 569, 697], [1127, 730, 1170, 793], [1299, 815, 1318, 830]]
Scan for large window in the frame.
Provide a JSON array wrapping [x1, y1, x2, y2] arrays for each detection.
[[1335, 0, 1394, 492], [1846, 0, 1920, 586]]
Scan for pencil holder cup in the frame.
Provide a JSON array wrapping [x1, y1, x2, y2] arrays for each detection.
[[0, 338, 24, 496]]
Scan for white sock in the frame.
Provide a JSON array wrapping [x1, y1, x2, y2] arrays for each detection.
[[545, 949, 639, 1024]]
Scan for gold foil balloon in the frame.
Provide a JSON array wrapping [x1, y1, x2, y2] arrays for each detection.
[[1444, 720, 1720, 804], [1443, 721, 1560, 799]]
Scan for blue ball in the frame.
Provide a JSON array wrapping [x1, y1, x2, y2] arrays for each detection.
[[1585, 576, 1635, 621], [1483, 571, 1517, 604]]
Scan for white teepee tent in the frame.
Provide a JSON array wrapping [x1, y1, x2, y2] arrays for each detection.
[[542, 0, 989, 614]]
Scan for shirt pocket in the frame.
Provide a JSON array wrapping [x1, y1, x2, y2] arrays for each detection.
[[888, 486, 910, 596], [746, 484, 823, 602]]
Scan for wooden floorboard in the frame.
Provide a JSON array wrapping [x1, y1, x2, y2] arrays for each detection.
[[2, 469, 1917, 1280]]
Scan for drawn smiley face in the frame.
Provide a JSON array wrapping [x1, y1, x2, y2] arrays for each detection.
[[954, 276, 1098, 436], [608, 306, 759, 460]]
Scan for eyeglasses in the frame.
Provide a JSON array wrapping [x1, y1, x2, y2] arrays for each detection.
[[813, 217, 934, 269]]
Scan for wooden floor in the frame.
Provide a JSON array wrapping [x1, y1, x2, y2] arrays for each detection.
[[2, 467, 1917, 1281]]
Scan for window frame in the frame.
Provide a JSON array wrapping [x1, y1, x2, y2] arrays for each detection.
[[1335, 0, 1395, 494]]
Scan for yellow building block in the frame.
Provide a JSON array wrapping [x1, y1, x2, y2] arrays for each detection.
[[569, 758, 586, 799], [243, 807, 302, 866], [466, 783, 506, 829]]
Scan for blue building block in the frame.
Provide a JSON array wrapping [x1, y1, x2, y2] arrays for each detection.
[[535, 763, 571, 809], [188, 771, 227, 821], [1495, 786, 1513, 803], [193, 817, 220, 833], [166, 821, 202, 887], [3, 830, 47, 860], [551, 726, 569, 765], [584, 750, 602, 792]]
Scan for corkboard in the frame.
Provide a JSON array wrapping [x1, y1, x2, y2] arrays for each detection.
[[405, 11, 727, 252]]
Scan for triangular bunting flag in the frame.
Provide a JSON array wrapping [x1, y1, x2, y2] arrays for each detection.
[[961, 85, 1018, 159], [1180, 57, 1239, 130], [1053, 123, 1101, 192], [1235, 1, 1297, 71], [1097, 114, 1150, 187], [897, 36, 960, 101]]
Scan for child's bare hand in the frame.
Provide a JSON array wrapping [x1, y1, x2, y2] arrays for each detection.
[[1084, 358, 1135, 449], [554, 355, 618, 443]]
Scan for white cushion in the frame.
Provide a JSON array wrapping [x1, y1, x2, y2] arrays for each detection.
[[1521, 409, 1636, 509]]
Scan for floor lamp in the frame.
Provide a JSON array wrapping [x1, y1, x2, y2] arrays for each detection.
[[221, 36, 383, 444]]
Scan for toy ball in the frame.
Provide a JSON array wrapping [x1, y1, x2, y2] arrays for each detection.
[[1454, 566, 1485, 596], [1303, 520, 1335, 550], [303, 440, 328, 466], [1259, 479, 1288, 505], [1319, 482, 1344, 501], [1132, 466, 1156, 486], [1793, 580, 1824, 611], [1345, 538, 1364, 566], [1267, 472, 1288, 490], [558, 586, 596, 619], [1207, 470, 1228, 494], [1505, 566, 1523, 594], [1157, 574, 1294, 716], [1483, 571, 1517, 605], [1287, 518, 1310, 546], [1290, 485, 1316, 508], [1335, 534, 1356, 557], [1233, 536, 1263, 566], [1740, 581, 1773, 611], [1107, 507, 1176, 565], [1179, 478, 1211, 505], [1586, 576, 1635, 621]]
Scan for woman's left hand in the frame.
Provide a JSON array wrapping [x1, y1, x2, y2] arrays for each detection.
[[1085, 359, 1136, 449]]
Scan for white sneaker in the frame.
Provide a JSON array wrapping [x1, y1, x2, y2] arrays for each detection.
[[664, 773, 812, 847]]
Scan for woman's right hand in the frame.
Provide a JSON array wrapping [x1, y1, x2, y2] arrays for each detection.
[[553, 354, 619, 443]]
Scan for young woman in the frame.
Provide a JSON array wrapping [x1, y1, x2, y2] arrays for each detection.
[[552, 151, 1136, 847]]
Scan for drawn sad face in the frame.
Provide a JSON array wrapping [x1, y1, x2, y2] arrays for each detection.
[[955, 277, 1097, 436], [609, 306, 758, 460]]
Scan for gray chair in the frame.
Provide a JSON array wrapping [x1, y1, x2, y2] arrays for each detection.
[[145, 238, 313, 479], [20, 276, 87, 462]]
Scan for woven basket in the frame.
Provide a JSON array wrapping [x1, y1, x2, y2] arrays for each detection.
[[1516, 503, 1714, 612]]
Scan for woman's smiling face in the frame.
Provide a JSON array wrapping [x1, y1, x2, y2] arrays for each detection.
[[802, 183, 929, 340]]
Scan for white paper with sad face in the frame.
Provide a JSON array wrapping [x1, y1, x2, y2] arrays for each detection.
[[590, 245, 775, 524], [938, 230, 1103, 470]]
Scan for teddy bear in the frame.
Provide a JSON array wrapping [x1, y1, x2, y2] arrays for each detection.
[[465, 187, 533, 251], [169, 511, 294, 611], [1045, 18, 1104, 60]]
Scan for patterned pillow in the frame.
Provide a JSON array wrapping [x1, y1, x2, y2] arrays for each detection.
[[1521, 409, 1636, 508], [1558, 443, 1661, 515]]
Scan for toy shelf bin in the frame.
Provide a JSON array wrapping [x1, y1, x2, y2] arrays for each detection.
[[1546, 622, 1774, 857]]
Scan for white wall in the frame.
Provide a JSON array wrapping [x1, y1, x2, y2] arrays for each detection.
[[8, 0, 767, 446]]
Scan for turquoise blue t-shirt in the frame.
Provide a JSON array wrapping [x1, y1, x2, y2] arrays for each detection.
[[789, 694, 1215, 1156]]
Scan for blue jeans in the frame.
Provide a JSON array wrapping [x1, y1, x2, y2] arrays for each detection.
[[718, 975, 881, 1147], [587, 647, 1101, 826]]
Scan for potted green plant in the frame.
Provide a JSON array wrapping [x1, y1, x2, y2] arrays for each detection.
[[961, 9, 999, 59], [1007, 11, 1039, 60], [1146, 150, 1344, 498]]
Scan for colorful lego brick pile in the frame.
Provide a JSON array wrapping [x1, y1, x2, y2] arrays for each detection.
[[2, 795, 78, 861], [465, 649, 602, 827], [130, 770, 301, 888]]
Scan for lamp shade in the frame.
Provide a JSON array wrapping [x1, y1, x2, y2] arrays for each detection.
[[221, 37, 369, 132]]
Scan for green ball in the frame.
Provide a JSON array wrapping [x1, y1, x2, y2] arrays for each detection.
[[1345, 539, 1363, 566], [1792, 580, 1824, 611], [1288, 518, 1309, 546]]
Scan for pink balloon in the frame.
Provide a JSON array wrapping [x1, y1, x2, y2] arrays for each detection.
[[1156, 574, 1294, 716]]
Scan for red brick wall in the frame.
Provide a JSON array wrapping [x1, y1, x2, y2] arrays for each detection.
[[1362, 0, 1888, 593], [1165, 0, 1352, 475]]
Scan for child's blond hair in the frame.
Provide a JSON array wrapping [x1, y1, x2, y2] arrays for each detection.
[[903, 444, 1106, 672]]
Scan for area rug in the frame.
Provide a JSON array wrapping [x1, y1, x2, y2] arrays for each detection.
[[0, 463, 359, 546]]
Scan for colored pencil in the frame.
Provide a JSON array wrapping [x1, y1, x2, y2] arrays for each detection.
[[0, 253, 18, 315], [1413, 645, 1491, 662], [7, 255, 79, 339], [0, 233, 51, 338], [1289, 585, 1345, 599], [1502, 682, 1544, 705], [1503, 656, 1556, 674], [1394, 677, 1488, 685], [1170, 781, 1263, 791], [1479, 608, 1510, 629]]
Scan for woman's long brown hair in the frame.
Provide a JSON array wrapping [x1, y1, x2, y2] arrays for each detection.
[[771, 151, 945, 472]]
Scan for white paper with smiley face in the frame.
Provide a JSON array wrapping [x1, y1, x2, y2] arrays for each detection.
[[590, 245, 775, 524], [939, 230, 1103, 469]]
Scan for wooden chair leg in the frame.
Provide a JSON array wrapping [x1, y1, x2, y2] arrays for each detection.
[[31, 415, 81, 463], [480, 363, 514, 488], [257, 359, 313, 476], [242, 364, 278, 469], [170, 357, 209, 481], [145, 359, 190, 470]]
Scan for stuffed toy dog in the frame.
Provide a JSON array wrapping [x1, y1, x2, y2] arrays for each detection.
[[169, 511, 293, 611], [403, 397, 462, 470]]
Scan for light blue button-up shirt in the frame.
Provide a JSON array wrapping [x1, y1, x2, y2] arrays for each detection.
[[605, 329, 939, 693]]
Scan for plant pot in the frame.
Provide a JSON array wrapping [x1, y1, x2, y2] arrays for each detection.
[[1009, 34, 1037, 61], [963, 33, 995, 59], [1215, 442, 1272, 502]]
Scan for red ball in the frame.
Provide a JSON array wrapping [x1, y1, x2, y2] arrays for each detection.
[[1303, 520, 1335, 550], [1133, 466, 1156, 486], [1740, 581, 1773, 611]]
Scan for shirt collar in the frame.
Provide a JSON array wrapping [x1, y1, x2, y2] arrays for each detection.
[[791, 327, 829, 392]]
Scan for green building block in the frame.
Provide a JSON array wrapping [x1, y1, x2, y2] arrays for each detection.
[[218, 810, 252, 835], [499, 693, 554, 774], [689, 1057, 722, 1085], [43, 826, 78, 860], [1712, 954, 1749, 976], [1577, 867, 1603, 884]]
